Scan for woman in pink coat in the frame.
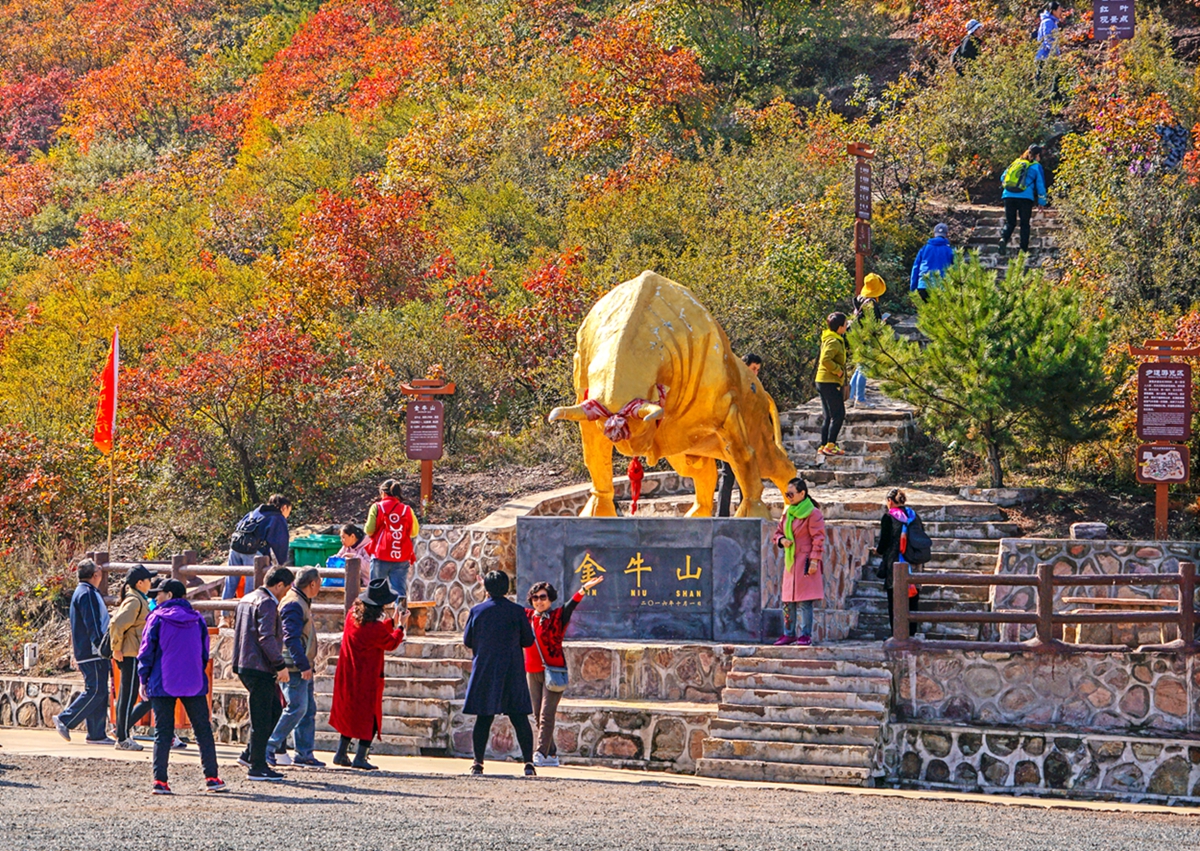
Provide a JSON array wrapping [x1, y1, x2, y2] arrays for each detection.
[[771, 477, 826, 646]]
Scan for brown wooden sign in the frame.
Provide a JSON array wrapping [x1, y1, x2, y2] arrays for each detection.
[[855, 219, 872, 255], [1136, 444, 1190, 485], [1136, 363, 1191, 442], [1094, 0, 1134, 41], [406, 399, 445, 461], [854, 159, 872, 221]]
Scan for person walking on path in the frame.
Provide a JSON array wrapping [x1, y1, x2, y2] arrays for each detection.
[[951, 19, 983, 74], [53, 558, 113, 745], [910, 224, 955, 301], [524, 576, 604, 767], [329, 578, 407, 771], [1035, 3, 1070, 61], [874, 489, 926, 639], [716, 353, 763, 516], [999, 145, 1048, 254], [463, 570, 537, 777], [771, 478, 826, 647], [266, 568, 325, 769], [232, 566, 294, 781], [364, 480, 419, 606], [220, 494, 292, 618], [136, 579, 227, 795], [849, 274, 886, 409], [815, 313, 848, 458], [110, 563, 156, 751]]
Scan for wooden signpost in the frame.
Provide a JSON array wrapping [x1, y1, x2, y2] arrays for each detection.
[[847, 141, 875, 297], [400, 376, 455, 512], [1094, 0, 1134, 41], [1130, 339, 1199, 539]]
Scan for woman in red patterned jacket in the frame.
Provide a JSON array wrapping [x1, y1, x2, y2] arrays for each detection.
[[524, 575, 604, 766]]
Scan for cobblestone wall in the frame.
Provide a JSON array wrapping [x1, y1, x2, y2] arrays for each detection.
[[563, 641, 734, 703], [882, 723, 1200, 803], [893, 650, 1198, 734]]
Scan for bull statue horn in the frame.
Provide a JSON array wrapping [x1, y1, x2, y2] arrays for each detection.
[[549, 404, 588, 423], [637, 403, 664, 423]]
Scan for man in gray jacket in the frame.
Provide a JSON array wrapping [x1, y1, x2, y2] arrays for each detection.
[[267, 567, 323, 768], [232, 566, 293, 781]]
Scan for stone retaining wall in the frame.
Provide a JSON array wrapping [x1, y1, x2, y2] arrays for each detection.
[[563, 642, 734, 703], [0, 676, 80, 730], [882, 723, 1200, 804], [991, 539, 1200, 643], [893, 649, 1198, 734]]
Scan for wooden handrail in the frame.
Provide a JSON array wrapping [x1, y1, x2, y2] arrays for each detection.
[[884, 560, 1199, 654]]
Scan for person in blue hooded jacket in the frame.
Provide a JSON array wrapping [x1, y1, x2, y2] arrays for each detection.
[[910, 223, 955, 300], [999, 145, 1049, 254], [1035, 3, 1070, 61]]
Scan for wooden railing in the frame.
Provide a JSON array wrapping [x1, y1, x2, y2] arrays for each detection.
[[87, 550, 362, 616], [886, 561, 1199, 654]]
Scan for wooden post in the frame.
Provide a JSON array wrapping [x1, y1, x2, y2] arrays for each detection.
[[891, 561, 910, 642], [95, 551, 110, 597], [1156, 483, 1170, 541], [253, 555, 268, 593], [1180, 561, 1197, 651], [345, 556, 361, 615], [400, 376, 455, 513], [170, 553, 185, 582], [1035, 562, 1055, 647]]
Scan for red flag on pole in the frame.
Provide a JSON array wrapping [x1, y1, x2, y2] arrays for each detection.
[[93, 327, 118, 454]]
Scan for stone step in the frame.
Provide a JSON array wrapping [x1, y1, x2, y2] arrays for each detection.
[[923, 520, 1019, 538], [725, 671, 891, 696], [315, 714, 446, 740], [312, 733, 427, 756], [734, 643, 887, 662], [708, 718, 880, 747], [326, 657, 471, 680], [825, 503, 1007, 523], [789, 438, 896, 456], [930, 537, 1005, 554], [720, 687, 886, 711], [315, 676, 462, 700], [810, 453, 891, 473], [786, 422, 916, 441], [701, 736, 873, 768], [695, 757, 872, 785], [797, 469, 879, 488], [924, 551, 997, 570], [391, 637, 474, 660], [314, 693, 450, 719], [716, 701, 887, 727], [729, 656, 888, 678]]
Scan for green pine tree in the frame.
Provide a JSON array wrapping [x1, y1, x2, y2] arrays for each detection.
[[848, 254, 1114, 488]]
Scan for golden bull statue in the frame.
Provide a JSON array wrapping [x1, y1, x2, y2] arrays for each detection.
[[549, 270, 796, 518]]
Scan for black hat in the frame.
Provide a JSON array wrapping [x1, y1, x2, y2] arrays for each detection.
[[126, 564, 157, 585], [358, 578, 398, 607]]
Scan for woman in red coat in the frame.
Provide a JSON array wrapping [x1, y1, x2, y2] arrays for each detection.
[[329, 579, 407, 770]]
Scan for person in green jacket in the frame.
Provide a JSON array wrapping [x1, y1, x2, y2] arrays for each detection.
[[815, 312, 848, 457]]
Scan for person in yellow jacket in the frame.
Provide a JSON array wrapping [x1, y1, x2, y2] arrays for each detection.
[[815, 312, 848, 456], [110, 564, 156, 751]]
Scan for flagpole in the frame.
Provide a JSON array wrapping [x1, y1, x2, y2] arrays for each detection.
[[107, 449, 114, 554]]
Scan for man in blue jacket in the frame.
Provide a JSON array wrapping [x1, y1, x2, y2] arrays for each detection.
[[53, 559, 113, 744], [999, 144, 1049, 254], [220, 493, 292, 605], [910, 223, 956, 300]]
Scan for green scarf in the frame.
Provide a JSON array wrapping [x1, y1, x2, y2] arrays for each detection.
[[783, 497, 815, 571]]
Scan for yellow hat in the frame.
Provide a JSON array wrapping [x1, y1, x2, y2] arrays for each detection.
[[861, 273, 885, 299]]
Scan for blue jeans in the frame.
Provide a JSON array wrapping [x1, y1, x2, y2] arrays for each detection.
[[849, 366, 868, 403], [222, 549, 258, 599], [58, 658, 110, 740], [782, 600, 814, 638], [268, 670, 316, 759], [371, 558, 409, 599]]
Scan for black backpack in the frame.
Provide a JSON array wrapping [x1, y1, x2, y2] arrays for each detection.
[[230, 508, 268, 555], [901, 511, 933, 565]]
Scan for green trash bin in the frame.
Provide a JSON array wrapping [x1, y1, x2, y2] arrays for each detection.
[[290, 534, 343, 568]]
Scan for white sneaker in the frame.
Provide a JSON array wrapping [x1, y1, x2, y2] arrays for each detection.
[[172, 736, 187, 750], [272, 751, 293, 766], [543, 754, 560, 767], [532, 752, 546, 767], [115, 739, 143, 751]]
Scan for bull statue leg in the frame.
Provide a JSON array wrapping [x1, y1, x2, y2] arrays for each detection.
[[666, 453, 718, 518], [578, 421, 618, 517], [720, 404, 772, 519]]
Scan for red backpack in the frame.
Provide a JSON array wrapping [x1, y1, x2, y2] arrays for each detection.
[[367, 497, 415, 563]]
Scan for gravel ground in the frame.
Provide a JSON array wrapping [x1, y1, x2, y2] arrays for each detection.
[[1, 755, 1199, 850]]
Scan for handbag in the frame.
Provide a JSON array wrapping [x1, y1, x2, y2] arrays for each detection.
[[532, 627, 569, 693]]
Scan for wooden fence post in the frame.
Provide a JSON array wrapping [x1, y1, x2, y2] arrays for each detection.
[[345, 557, 361, 615], [170, 553, 184, 582], [1035, 562, 1056, 648], [891, 561, 910, 643], [253, 555, 268, 592], [1180, 561, 1197, 652], [95, 551, 110, 596]]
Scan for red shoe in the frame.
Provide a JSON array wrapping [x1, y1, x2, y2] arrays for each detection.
[[773, 635, 796, 646], [794, 635, 813, 647], [206, 777, 228, 793], [152, 780, 172, 795]]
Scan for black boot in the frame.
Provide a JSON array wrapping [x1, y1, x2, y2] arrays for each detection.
[[333, 735, 352, 767], [352, 739, 377, 771]]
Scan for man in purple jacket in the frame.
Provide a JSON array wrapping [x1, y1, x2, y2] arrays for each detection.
[[136, 579, 226, 795]]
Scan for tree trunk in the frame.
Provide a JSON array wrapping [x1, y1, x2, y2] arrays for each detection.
[[231, 439, 260, 506], [985, 438, 1004, 489]]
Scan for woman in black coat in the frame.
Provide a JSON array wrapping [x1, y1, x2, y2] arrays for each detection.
[[463, 570, 536, 776], [875, 488, 921, 638]]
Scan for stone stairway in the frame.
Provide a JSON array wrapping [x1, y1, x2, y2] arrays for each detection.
[[696, 643, 891, 785], [966, 205, 1062, 277], [780, 387, 917, 489], [841, 501, 1019, 641], [314, 637, 471, 755]]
